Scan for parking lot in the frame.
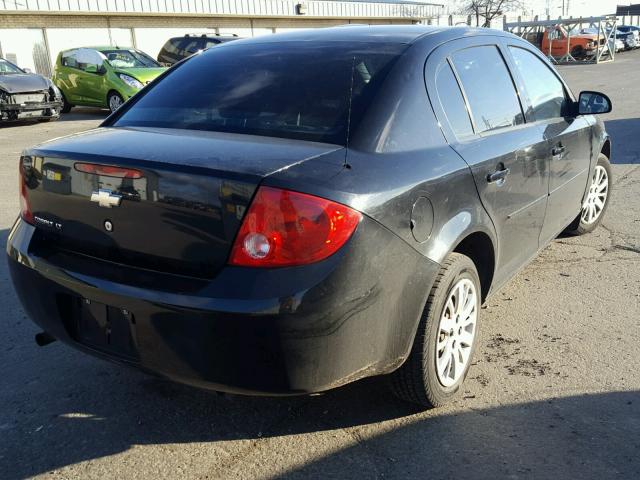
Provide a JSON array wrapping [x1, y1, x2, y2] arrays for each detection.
[[0, 49, 639, 479]]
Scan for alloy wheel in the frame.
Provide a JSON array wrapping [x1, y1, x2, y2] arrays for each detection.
[[435, 278, 478, 387], [109, 94, 123, 112], [581, 165, 609, 225]]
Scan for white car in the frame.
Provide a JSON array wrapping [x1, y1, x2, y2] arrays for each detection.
[[617, 25, 640, 47]]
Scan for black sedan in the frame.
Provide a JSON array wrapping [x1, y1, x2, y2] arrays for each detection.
[[8, 26, 612, 407], [0, 58, 62, 123]]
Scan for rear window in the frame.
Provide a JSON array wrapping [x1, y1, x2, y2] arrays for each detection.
[[162, 38, 183, 55], [112, 42, 404, 144], [434, 61, 473, 139]]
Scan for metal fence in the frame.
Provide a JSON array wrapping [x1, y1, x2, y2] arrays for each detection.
[[504, 16, 618, 65]]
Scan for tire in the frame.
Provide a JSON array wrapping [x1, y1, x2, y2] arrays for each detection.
[[107, 91, 124, 113], [390, 252, 481, 408], [60, 93, 72, 113], [565, 153, 612, 235], [571, 46, 584, 58]]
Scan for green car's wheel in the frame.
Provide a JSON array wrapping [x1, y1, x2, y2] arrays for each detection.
[[60, 92, 72, 113], [107, 91, 124, 113]]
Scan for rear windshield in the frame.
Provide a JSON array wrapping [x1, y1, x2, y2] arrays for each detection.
[[112, 42, 404, 144]]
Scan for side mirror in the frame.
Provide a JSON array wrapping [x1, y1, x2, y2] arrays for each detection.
[[578, 91, 612, 115], [23, 67, 32, 73], [84, 64, 98, 74]]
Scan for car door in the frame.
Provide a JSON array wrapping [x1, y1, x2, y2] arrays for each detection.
[[550, 28, 569, 57], [505, 42, 593, 244], [58, 50, 83, 104], [74, 49, 107, 106], [426, 37, 550, 288]]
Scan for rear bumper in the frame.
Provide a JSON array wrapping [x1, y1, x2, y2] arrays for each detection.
[[0, 100, 61, 121], [7, 216, 439, 395]]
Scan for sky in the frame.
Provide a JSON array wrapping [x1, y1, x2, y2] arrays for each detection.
[[443, 0, 624, 17], [525, 0, 622, 17]]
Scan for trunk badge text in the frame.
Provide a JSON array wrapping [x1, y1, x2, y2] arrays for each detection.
[[91, 189, 122, 208], [34, 215, 62, 231]]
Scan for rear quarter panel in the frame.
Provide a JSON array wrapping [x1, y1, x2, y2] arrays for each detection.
[[266, 37, 498, 276]]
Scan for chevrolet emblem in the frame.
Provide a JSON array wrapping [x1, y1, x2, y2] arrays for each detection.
[[90, 189, 122, 208]]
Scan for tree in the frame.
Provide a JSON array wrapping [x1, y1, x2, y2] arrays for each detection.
[[461, 0, 525, 27]]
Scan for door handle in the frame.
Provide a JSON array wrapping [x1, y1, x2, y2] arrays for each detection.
[[487, 167, 510, 184], [551, 145, 566, 157]]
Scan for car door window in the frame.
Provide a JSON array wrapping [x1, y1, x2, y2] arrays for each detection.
[[451, 45, 524, 134], [70, 49, 105, 74], [61, 50, 79, 69], [434, 61, 473, 138], [509, 46, 568, 121]]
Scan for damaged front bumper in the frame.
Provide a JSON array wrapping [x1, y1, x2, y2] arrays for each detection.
[[0, 92, 62, 122]]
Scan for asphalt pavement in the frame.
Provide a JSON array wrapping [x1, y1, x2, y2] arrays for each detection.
[[0, 50, 638, 479]]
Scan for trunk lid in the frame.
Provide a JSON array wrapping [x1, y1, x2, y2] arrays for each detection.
[[24, 127, 342, 278]]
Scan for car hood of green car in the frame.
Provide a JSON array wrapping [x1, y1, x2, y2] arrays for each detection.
[[115, 67, 167, 85]]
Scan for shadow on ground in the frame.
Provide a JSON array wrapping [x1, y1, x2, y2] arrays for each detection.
[[1, 347, 638, 480], [58, 108, 108, 122], [604, 118, 640, 164]]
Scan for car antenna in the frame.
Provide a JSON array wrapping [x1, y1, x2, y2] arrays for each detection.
[[343, 56, 356, 170]]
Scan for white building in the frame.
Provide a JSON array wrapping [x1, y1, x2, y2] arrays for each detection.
[[0, 0, 444, 76]]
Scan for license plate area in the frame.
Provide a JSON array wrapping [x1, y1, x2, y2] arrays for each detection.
[[69, 297, 139, 361]]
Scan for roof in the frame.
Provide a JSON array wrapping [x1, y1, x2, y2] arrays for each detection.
[[242, 25, 448, 45], [92, 46, 134, 51], [174, 33, 239, 39]]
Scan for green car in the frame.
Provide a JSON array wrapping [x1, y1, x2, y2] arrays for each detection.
[[53, 47, 166, 113]]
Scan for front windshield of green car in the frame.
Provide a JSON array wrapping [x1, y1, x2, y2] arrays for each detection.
[[102, 49, 160, 68], [0, 59, 23, 74]]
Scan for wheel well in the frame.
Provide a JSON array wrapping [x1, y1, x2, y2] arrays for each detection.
[[601, 139, 611, 160], [106, 90, 124, 101], [453, 232, 495, 302]]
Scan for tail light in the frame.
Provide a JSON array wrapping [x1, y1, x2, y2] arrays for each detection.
[[229, 186, 362, 267], [19, 157, 34, 225]]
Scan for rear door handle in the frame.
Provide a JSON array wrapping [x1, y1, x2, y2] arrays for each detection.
[[487, 167, 510, 184], [551, 145, 566, 157]]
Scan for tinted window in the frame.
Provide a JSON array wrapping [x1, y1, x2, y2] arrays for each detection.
[[509, 46, 567, 121], [434, 61, 473, 138], [113, 43, 404, 144], [204, 39, 221, 49], [163, 38, 182, 55], [451, 46, 524, 133], [180, 38, 201, 54]]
